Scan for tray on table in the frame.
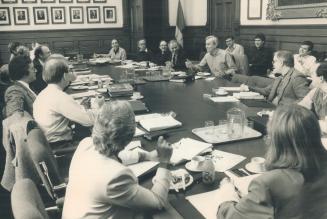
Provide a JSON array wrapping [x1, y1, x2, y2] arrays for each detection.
[[192, 125, 262, 144]]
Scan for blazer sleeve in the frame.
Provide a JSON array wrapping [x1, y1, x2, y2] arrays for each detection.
[[105, 167, 171, 210], [292, 76, 310, 100], [217, 177, 274, 219], [5, 87, 25, 117], [250, 83, 273, 97]]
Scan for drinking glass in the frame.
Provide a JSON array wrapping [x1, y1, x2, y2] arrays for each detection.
[[205, 120, 214, 135], [218, 119, 228, 134]]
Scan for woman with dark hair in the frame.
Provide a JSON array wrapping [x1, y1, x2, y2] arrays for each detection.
[[216, 105, 327, 218], [4, 55, 36, 117], [62, 101, 172, 219], [299, 62, 327, 119]]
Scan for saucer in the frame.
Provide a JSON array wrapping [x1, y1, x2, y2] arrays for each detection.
[[131, 95, 144, 100], [185, 161, 203, 172], [245, 163, 266, 174], [215, 91, 228, 96]]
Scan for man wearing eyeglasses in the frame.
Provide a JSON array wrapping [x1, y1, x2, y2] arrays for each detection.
[[241, 50, 310, 106]]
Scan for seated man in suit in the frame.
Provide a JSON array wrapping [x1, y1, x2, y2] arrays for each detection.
[[247, 33, 273, 76], [168, 40, 187, 71], [294, 41, 317, 77], [108, 39, 127, 61], [241, 50, 310, 106], [29, 45, 51, 94], [225, 36, 248, 75], [186, 35, 237, 78], [154, 40, 171, 66], [135, 39, 153, 62]]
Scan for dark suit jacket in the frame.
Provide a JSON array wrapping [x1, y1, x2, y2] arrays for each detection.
[[135, 50, 153, 62], [169, 50, 187, 71], [154, 50, 171, 66], [251, 68, 310, 106], [248, 46, 273, 76], [217, 169, 304, 219], [4, 82, 36, 118], [29, 59, 47, 94]]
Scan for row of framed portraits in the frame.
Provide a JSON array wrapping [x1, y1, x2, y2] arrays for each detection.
[[0, 6, 116, 25], [1, 0, 107, 3]]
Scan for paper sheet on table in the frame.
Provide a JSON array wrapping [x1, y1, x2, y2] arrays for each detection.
[[205, 77, 215, 81], [186, 188, 224, 219], [211, 150, 246, 172], [233, 92, 264, 100], [209, 96, 239, 103], [129, 161, 159, 177], [170, 138, 212, 165], [230, 174, 260, 196], [139, 115, 182, 132], [70, 90, 97, 99], [135, 113, 162, 122], [220, 87, 242, 92]]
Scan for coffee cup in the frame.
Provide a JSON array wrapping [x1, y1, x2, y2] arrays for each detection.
[[216, 88, 226, 95], [190, 156, 205, 171], [249, 157, 266, 172]]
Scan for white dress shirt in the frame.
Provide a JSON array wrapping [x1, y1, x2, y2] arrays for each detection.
[[62, 137, 171, 219], [33, 84, 96, 143], [294, 54, 317, 77]]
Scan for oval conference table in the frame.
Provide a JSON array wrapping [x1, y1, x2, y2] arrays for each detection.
[[69, 62, 273, 219]]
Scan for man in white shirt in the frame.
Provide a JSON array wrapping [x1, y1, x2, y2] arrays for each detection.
[[294, 41, 317, 77], [33, 55, 102, 147], [108, 39, 127, 61], [225, 36, 248, 75], [186, 35, 237, 78]]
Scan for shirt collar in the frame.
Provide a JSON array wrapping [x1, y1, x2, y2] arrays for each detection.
[[17, 80, 37, 96]]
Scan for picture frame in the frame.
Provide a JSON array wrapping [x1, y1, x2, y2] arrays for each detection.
[[0, 7, 11, 25], [1, 0, 17, 3], [33, 7, 49, 25], [247, 0, 262, 20], [59, 0, 73, 3], [77, 0, 90, 3], [103, 6, 116, 23], [41, 0, 55, 3], [22, 0, 37, 3], [93, 0, 106, 3], [13, 7, 29, 25], [70, 6, 83, 24], [86, 6, 100, 23], [51, 7, 65, 24]]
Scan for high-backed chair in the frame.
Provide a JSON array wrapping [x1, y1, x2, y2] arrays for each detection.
[[27, 126, 67, 206], [11, 178, 50, 219]]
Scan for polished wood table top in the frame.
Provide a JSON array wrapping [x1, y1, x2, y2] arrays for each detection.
[[72, 63, 272, 218]]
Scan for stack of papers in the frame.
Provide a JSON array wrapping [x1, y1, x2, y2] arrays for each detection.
[[108, 83, 134, 97], [209, 96, 240, 103], [211, 150, 246, 172], [134, 127, 146, 137], [139, 115, 182, 132], [135, 113, 161, 122], [170, 138, 212, 165], [233, 92, 264, 100]]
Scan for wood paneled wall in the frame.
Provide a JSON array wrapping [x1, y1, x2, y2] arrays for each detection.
[[239, 25, 327, 58], [0, 0, 130, 65]]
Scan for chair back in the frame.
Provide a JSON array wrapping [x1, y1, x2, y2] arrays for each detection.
[[11, 178, 49, 219], [27, 126, 64, 199]]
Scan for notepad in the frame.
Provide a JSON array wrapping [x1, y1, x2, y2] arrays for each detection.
[[139, 115, 182, 132], [170, 138, 213, 165], [209, 96, 240, 103], [211, 150, 246, 172], [135, 113, 162, 123]]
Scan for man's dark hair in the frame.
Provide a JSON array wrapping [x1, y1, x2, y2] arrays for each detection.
[[301, 41, 314, 51]]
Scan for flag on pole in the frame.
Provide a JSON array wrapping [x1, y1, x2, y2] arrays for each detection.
[[175, 0, 185, 47]]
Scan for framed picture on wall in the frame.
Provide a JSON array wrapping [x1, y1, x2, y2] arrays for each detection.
[[247, 0, 262, 20], [70, 6, 83, 24], [1, 0, 18, 3], [77, 0, 90, 3], [51, 7, 65, 24], [59, 0, 73, 3], [22, 0, 37, 3], [86, 6, 100, 23], [0, 7, 11, 25], [103, 6, 116, 23], [93, 0, 106, 3], [13, 7, 29, 25], [41, 0, 55, 3], [33, 7, 49, 25]]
